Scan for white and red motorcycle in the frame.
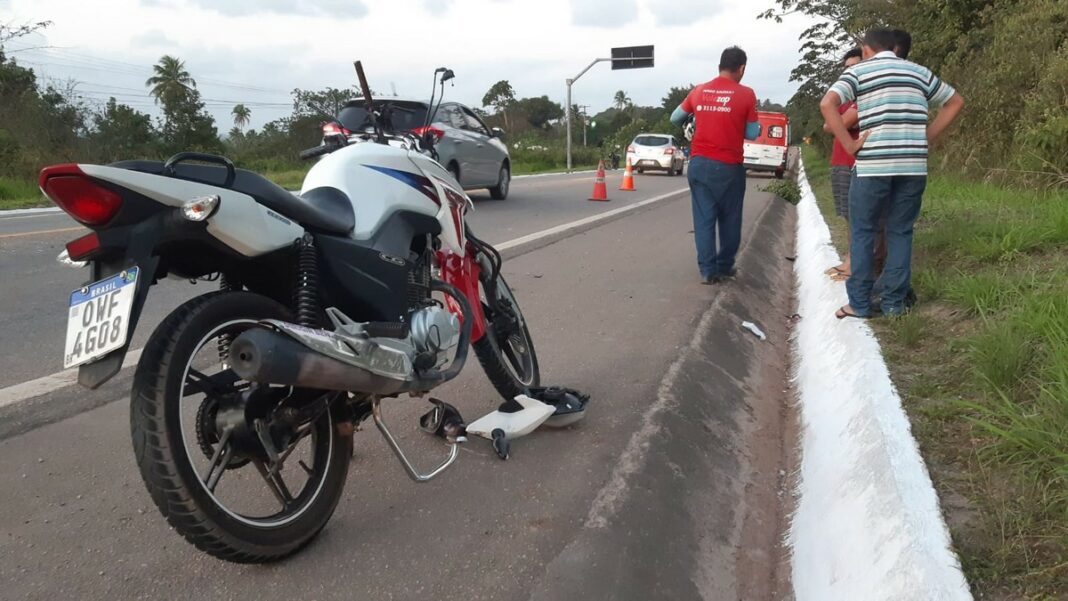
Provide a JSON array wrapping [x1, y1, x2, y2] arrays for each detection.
[[39, 64, 548, 562]]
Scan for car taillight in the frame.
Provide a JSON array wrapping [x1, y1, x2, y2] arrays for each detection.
[[39, 164, 123, 226], [413, 126, 445, 140], [321, 122, 350, 137], [664, 148, 675, 155], [65, 231, 101, 261], [626, 145, 635, 153]]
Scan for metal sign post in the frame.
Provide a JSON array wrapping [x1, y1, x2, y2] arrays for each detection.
[[566, 46, 654, 172]]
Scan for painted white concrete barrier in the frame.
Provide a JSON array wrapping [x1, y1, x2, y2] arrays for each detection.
[[789, 159, 972, 601]]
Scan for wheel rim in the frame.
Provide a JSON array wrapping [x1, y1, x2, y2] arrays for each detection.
[[177, 320, 334, 528], [484, 279, 535, 386], [499, 167, 509, 196]]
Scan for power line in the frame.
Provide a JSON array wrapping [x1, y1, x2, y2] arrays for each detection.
[[11, 47, 295, 95]]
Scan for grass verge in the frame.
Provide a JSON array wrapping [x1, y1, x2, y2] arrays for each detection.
[[802, 146, 1068, 599], [0, 176, 44, 210]]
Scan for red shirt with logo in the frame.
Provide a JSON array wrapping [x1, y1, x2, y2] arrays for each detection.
[[681, 77, 758, 164], [829, 101, 859, 167]]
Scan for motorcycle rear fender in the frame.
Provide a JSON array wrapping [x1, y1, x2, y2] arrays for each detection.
[[76, 215, 166, 389], [80, 164, 305, 257]]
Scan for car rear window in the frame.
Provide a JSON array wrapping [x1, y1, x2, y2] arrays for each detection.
[[338, 101, 429, 133], [634, 136, 670, 147]]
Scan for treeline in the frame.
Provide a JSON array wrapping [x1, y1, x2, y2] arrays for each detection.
[[479, 78, 784, 163], [0, 47, 338, 183], [765, 0, 1068, 186]]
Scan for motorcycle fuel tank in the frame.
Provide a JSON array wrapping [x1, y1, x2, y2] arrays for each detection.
[[301, 143, 453, 243]]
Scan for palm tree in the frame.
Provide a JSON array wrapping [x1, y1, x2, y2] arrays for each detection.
[[231, 104, 251, 129], [613, 90, 631, 111], [145, 55, 196, 106]]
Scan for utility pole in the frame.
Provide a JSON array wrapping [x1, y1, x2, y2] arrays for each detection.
[[578, 104, 590, 146], [566, 46, 653, 172]]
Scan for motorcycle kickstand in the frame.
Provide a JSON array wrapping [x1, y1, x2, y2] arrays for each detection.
[[371, 398, 460, 483]]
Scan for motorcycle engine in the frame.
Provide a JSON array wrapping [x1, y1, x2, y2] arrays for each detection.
[[408, 305, 461, 369]]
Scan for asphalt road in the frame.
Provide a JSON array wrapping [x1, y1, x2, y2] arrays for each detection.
[[0, 168, 795, 600]]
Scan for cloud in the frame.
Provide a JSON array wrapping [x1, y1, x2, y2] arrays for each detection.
[[143, 0, 368, 18], [651, 0, 724, 26], [420, 0, 452, 16], [129, 29, 179, 49], [571, 0, 638, 28]]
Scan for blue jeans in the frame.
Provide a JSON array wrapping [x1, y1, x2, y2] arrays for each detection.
[[847, 174, 926, 316], [687, 156, 746, 278]]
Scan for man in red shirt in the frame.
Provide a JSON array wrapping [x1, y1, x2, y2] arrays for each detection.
[[670, 46, 760, 284], [824, 47, 862, 280]]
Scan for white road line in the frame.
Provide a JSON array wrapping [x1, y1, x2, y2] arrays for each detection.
[[0, 186, 688, 408], [0, 207, 60, 217], [497, 187, 689, 251], [0, 349, 143, 409], [513, 169, 596, 180]]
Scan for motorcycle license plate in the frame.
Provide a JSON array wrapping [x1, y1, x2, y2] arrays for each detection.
[[63, 267, 139, 368]]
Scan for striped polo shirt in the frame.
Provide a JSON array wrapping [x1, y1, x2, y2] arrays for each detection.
[[830, 51, 956, 177]]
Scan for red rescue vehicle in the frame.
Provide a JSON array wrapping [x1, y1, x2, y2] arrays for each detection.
[[743, 111, 790, 179]]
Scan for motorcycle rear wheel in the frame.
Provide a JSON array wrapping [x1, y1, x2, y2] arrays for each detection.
[[130, 291, 352, 563]]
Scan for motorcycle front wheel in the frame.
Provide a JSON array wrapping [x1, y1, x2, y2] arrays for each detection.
[[473, 274, 540, 402], [130, 291, 352, 563]]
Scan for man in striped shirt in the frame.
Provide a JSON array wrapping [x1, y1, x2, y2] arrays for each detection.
[[821, 28, 965, 318]]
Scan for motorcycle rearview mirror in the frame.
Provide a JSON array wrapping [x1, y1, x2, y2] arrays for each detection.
[[423, 66, 454, 140]]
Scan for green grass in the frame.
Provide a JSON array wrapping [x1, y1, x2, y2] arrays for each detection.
[[802, 145, 1068, 598], [0, 175, 46, 210], [260, 161, 597, 191]]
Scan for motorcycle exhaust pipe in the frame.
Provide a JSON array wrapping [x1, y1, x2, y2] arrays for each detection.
[[228, 327, 408, 395]]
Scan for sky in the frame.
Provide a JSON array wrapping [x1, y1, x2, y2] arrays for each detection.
[[1, 0, 815, 130]]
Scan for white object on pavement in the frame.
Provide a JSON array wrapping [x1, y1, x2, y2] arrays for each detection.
[[741, 321, 767, 341], [466, 394, 556, 440]]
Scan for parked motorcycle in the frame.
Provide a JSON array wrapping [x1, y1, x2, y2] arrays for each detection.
[[40, 63, 539, 562]]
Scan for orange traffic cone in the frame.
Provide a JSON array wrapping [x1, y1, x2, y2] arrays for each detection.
[[619, 158, 636, 191], [589, 160, 609, 201]]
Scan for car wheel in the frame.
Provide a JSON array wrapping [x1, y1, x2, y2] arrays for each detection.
[[637, 168, 644, 174], [489, 163, 510, 200]]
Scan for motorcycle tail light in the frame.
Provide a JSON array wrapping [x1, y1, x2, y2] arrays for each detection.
[[413, 126, 445, 140], [39, 164, 123, 226]]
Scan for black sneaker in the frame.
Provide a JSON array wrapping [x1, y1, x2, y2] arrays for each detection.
[[905, 288, 918, 308]]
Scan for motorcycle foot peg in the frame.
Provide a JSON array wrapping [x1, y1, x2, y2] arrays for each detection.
[[419, 399, 468, 444], [491, 428, 509, 460]]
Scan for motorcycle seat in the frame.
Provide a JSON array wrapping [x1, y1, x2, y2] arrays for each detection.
[[110, 160, 355, 235]]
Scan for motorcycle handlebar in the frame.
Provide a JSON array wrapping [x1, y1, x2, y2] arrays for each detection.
[[299, 145, 334, 161]]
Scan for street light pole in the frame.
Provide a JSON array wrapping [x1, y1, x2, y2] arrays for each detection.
[[565, 54, 653, 172], [566, 58, 606, 172]]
